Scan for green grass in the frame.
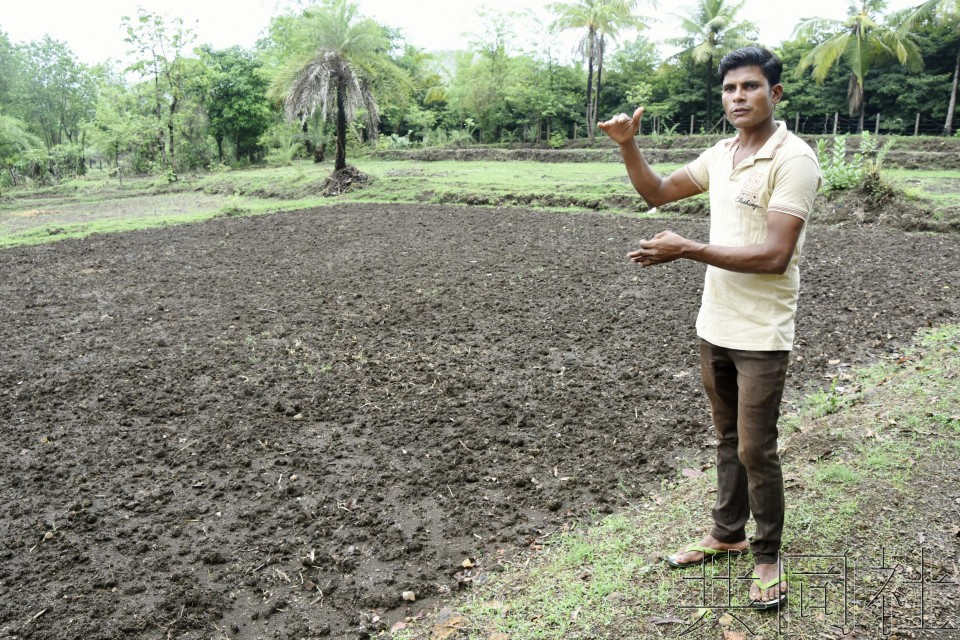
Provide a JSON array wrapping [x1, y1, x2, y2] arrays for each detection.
[[0, 160, 689, 248], [1, 160, 958, 249], [887, 169, 960, 208]]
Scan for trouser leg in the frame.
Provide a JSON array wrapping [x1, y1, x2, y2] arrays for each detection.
[[700, 340, 790, 565], [701, 340, 750, 544]]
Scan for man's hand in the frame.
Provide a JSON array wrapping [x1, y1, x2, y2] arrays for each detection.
[[598, 107, 644, 145], [627, 231, 695, 267]]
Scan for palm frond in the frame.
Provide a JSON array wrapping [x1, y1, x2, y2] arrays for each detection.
[[793, 17, 844, 41]]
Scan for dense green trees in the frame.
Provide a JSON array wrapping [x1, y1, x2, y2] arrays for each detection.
[[200, 46, 272, 163], [795, 0, 924, 132], [551, 0, 645, 141], [901, 0, 960, 134], [123, 9, 196, 173], [0, 0, 958, 190]]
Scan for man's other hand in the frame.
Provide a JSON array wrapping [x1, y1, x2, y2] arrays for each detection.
[[598, 107, 644, 145], [627, 231, 692, 267]]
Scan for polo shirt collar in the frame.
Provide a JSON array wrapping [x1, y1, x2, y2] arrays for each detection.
[[724, 120, 789, 159], [755, 121, 789, 160]]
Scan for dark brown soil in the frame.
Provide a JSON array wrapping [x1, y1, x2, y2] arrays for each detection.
[[1, 204, 957, 640]]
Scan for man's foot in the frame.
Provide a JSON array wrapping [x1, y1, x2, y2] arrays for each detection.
[[665, 534, 749, 568], [749, 561, 788, 610]]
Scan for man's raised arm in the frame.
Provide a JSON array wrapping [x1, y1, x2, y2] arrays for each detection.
[[598, 107, 703, 207]]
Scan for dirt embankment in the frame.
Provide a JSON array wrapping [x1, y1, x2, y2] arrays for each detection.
[[372, 136, 960, 170]]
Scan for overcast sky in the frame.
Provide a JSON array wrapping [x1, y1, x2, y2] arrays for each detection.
[[1, 0, 922, 67]]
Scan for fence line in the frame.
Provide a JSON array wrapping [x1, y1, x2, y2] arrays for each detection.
[[787, 112, 950, 136], [645, 112, 953, 137]]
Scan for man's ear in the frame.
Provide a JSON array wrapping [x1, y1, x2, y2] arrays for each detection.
[[771, 83, 784, 104]]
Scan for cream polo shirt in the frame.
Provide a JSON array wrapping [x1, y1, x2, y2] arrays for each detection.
[[683, 121, 821, 352]]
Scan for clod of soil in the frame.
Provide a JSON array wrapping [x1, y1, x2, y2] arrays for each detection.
[[0, 204, 957, 639]]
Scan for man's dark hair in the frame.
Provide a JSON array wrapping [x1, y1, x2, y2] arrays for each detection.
[[718, 47, 782, 86]]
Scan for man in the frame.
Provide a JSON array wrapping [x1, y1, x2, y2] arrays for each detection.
[[598, 46, 821, 609]]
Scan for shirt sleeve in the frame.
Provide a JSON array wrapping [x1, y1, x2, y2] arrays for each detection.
[[683, 145, 712, 193], [767, 153, 822, 222]]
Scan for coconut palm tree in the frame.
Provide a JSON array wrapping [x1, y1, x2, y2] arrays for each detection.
[[668, 0, 758, 129], [273, 0, 409, 172], [550, 0, 644, 142], [898, 0, 960, 135], [795, 0, 924, 132]]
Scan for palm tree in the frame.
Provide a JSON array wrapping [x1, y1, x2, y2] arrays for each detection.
[[898, 0, 960, 135], [274, 0, 409, 172], [550, 0, 644, 142], [668, 0, 757, 129], [795, 0, 924, 132]]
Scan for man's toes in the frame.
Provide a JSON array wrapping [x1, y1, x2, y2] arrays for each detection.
[[759, 581, 786, 602]]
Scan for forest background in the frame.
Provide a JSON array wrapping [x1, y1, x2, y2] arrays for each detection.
[[0, 0, 958, 187]]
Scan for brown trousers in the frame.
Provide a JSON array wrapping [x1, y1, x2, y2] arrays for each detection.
[[700, 339, 790, 565]]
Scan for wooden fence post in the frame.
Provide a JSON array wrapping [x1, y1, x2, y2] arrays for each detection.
[[833, 112, 839, 135], [915, 113, 921, 136], [875, 113, 880, 135], [794, 112, 800, 132], [690, 115, 695, 135]]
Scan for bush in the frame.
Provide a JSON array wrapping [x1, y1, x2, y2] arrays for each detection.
[[48, 145, 87, 179], [377, 134, 414, 150], [421, 128, 448, 148], [817, 132, 895, 195], [817, 136, 863, 192], [549, 131, 566, 149], [447, 129, 476, 147]]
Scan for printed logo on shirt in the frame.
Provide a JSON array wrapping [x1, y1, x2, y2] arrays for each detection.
[[735, 169, 764, 210]]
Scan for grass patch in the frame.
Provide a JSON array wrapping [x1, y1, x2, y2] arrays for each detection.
[[2, 161, 958, 248], [391, 324, 960, 639]]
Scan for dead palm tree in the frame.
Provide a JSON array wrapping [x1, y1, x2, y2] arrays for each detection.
[[276, 0, 409, 172], [550, 0, 644, 141], [668, 0, 757, 129], [795, 0, 924, 132]]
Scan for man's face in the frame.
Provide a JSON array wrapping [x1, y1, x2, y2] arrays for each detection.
[[721, 65, 782, 130]]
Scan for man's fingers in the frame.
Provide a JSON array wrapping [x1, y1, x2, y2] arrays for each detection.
[[598, 112, 632, 130], [632, 106, 644, 129]]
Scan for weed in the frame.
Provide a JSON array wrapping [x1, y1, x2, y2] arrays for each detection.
[[814, 463, 860, 485]]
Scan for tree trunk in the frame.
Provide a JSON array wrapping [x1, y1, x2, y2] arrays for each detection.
[[585, 30, 595, 143], [79, 129, 86, 174], [335, 75, 348, 171], [302, 119, 315, 158], [706, 55, 713, 127], [944, 47, 959, 137], [216, 136, 224, 162], [168, 95, 179, 173], [594, 36, 605, 129], [114, 142, 123, 187]]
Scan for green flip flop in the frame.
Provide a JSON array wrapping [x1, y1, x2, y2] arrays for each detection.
[[749, 572, 788, 610], [665, 543, 748, 568]]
